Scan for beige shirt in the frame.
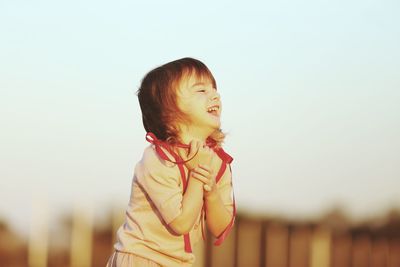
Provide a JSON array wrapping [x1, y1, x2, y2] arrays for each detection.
[[114, 144, 234, 267]]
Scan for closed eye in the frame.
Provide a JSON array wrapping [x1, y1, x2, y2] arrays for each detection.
[[196, 87, 217, 93]]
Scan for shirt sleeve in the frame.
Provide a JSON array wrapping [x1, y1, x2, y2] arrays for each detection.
[[136, 147, 183, 224], [213, 163, 236, 245], [217, 164, 234, 215]]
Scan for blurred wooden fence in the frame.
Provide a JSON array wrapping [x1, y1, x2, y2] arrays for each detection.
[[196, 216, 400, 267], [1, 206, 400, 267]]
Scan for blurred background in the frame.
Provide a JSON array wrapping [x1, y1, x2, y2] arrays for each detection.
[[1, 0, 399, 266]]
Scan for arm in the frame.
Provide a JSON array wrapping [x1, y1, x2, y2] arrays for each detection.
[[169, 140, 215, 235], [204, 189, 232, 237], [202, 154, 234, 238], [188, 163, 234, 238], [168, 174, 204, 235], [137, 146, 204, 235]]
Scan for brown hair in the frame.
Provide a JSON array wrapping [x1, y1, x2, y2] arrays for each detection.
[[136, 57, 226, 147]]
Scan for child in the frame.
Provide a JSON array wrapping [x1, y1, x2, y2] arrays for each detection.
[[106, 57, 236, 267]]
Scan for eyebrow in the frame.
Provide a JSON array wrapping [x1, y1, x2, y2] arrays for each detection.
[[190, 82, 206, 88]]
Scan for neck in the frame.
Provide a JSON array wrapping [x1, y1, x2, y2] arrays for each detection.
[[177, 125, 213, 145]]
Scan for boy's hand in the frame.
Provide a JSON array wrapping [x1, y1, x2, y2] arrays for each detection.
[[177, 140, 215, 171], [189, 164, 217, 196], [177, 140, 221, 194]]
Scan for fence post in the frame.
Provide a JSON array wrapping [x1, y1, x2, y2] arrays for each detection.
[[310, 226, 331, 267], [70, 201, 93, 267], [236, 218, 262, 267], [289, 224, 311, 267], [28, 195, 48, 267], [371, 238, 389, 267], [265, 222, 289, 267], [331, 232, 352, 267], [388, 239, 400, 267], [352, 234, 371, 267]]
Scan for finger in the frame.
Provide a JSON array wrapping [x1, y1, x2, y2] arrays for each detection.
[[203, 184, 211, 192], [191, 172, 209, 184], [197, 164, 212, 174], [191, 168, 211, 179], [191, 167, 212, 179]]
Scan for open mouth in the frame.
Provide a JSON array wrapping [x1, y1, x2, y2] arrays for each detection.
[[207, 105, 220, 116]]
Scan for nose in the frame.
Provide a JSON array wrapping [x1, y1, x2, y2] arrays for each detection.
[[210, 90, 220, 101]]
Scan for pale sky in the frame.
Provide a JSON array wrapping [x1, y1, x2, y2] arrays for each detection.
[[1, 0, 399, 236]]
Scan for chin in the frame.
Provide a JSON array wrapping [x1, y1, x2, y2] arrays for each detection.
[[210, 123, 221, 132], [203, 122, 218, 132], [208, 118, 220, 128], [201, 117, 221, 133]]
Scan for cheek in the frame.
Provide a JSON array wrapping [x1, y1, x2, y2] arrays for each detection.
[[177, 102, 190, 115], [176, 102, 197, 123], [176, 92, 192, 111], [179, 97, 200, 114]]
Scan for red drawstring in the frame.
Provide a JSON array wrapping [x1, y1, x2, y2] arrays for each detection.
[[146, 132, 219, 150], [146, 132, 201, 165]]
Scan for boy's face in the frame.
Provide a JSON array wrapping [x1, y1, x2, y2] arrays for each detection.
[[176, 74, 221, 133]]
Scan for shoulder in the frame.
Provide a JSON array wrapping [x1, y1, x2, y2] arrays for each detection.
[[139, 145, 178, 172], [142, 145, 160, 164], [135, 145, 182, 186]]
